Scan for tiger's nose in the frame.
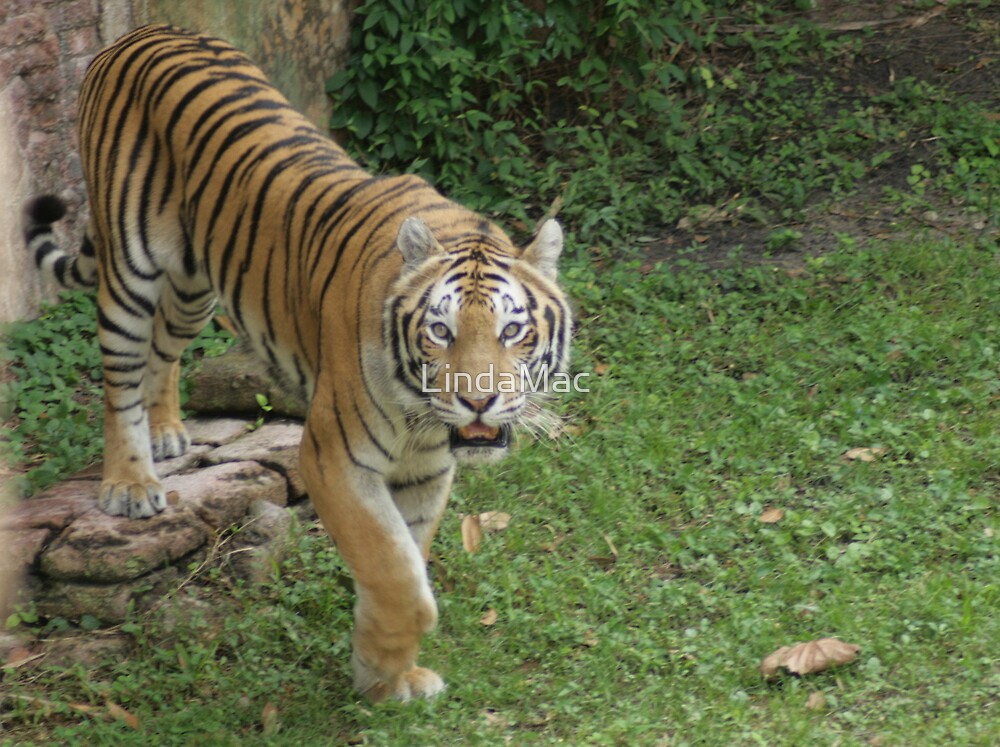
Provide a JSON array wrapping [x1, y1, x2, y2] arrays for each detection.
[[457, 393, 497, 413]]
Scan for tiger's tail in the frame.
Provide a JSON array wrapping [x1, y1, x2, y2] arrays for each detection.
[[24, 195, 98, 290]]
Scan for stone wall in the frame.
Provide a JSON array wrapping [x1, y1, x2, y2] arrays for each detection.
[[0, 0, 352, 324]]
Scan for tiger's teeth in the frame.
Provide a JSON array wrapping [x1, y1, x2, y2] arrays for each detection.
[[458, 423, 500, 441]]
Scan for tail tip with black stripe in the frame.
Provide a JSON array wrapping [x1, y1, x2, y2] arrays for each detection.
[[25, 194, 67, 225]]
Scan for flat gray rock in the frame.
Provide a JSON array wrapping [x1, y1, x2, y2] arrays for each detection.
[[39, 506, 211, 583]]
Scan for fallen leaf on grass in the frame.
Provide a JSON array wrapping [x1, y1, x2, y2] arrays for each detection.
[[479, 511, 510, 532], [555, 422, 586, 439], [462, 512, 511, 553], [3, 646, 42, 668], [261, 701, 280, 736], [759, 507, 785, 524], [589, 533, 620, 567], [461, 514, 483, 553], [479, 608, 498, 626], [805, 691, 828, 710], [106, 700, 141, 730], [482, 708, 509, 727], [761, 637, 860, 679], [843, 447, 887, 463]]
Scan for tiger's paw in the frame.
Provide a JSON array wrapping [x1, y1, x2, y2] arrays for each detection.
[[99, 478, 167, 519], [150, 421, 190, 461], [364, 666, 446, 703], [352, 653, 445, 702]]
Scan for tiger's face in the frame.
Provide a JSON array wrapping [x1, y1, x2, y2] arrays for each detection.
[[388, 217, 570, 463]]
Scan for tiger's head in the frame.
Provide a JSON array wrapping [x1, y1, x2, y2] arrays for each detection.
[[387, 216, 572, 463]]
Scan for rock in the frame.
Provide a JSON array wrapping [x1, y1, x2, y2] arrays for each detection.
[[32, 576, 131, 623], [151, 588, 238, 647], [0, 527, 51, 569], [230, 499, 296, 584], [33, 566, 182, 624], [162, 461, 288, 529], [40, 506, 211, 583], [203, 421, 307, 500], [0, 629, 36, 664], [42, 631, 132, 668], [185, 417, 254, 447], [3, 482, 98, 531], [241, 498, 295, 546], [185, 341, 307, 419], [155, 444, 212, 479]]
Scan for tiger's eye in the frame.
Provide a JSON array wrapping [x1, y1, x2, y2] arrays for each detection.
[[430, 322, 451, 340], [501, 322, 522, 340]]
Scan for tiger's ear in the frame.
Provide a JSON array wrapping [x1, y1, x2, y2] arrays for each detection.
[[521, 219, 563, 280], [397, 216, 443, 269]]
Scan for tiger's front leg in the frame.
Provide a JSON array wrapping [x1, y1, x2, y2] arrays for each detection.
[[300, 418, 447, 702]]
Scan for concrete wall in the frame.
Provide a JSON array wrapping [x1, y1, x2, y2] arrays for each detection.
[[0, 0, 352, 324]]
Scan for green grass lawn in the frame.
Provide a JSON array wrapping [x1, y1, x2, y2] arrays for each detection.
[[3, 229, 997, 745]]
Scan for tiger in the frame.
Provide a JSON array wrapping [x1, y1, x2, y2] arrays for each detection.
[[22, 24, 572, 702]]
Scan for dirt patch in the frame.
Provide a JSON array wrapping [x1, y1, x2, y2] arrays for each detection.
[[642, 2, 1000, 272]]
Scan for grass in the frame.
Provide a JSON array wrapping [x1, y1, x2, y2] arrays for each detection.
[[3, 4, 1000, 745], [3, 230, 998, 745]]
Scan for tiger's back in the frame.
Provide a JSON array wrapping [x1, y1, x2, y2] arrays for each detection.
[[24, 24, 571, 702], [78, 24, 478, 398]]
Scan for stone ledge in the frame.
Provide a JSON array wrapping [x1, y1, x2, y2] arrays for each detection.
[[1, 417, 308, 626]]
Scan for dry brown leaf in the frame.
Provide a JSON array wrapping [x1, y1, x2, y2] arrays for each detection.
[[557, 423, 585, 438], [843, 447, 887, 463], [479, 608, 498, 626], [68, 702, 101, 715], [602, 534, 619, 558], [541, 524, 566, 553], [261, 701, 280, 736], [461, 514, 483, 553], [582, 629, 599, 648], [105, 700, 141, 730], [594, 362, 609, 376], [482, 709, 508, 727], [760, 645, 793, 678], [4, 646, 41, 668], [805, 691, 828, 710], [761, 637, 860, 679], [479, 511, 511, 532], [759, 507, 785, 524]]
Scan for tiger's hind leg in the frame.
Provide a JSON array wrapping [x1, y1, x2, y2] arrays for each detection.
[[94, 210, 215, 518], [143, 279, 216, 461], [95, 257, 168, 519]]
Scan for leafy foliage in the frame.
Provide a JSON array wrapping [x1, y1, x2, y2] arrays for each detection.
[[328, 1, 1000, 246], [327, 0, 745, 232], [1, 292, 103, 495]]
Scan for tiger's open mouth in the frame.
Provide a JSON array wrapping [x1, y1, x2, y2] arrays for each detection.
[[449, 421, 512, 450]]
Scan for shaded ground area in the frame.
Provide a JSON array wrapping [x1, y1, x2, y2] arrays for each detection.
[[644, 1, 1000, 271]]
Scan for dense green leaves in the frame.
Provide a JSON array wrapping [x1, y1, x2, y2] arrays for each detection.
[[328, 2, 1000, 249], [1, 293, 232, 496]]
